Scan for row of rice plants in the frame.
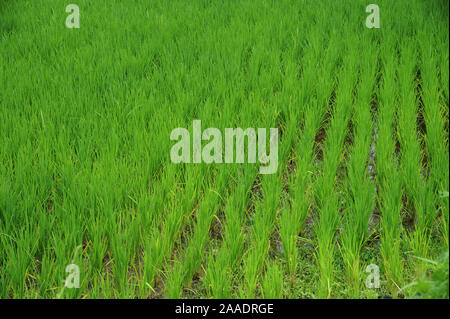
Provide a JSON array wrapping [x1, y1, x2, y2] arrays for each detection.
[[280, 33, 341, 289], [418, 31, 449, 248], [313, 37, 360, 298], [340, 39, 377, 298], [377, 36, 404, 297]]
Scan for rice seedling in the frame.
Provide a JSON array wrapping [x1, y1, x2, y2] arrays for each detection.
[[261, 262, 283, 299]]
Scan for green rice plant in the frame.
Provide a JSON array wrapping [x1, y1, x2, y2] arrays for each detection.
[[261, 262, 283, 299]]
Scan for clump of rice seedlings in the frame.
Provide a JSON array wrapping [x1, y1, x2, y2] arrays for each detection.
[[261, 262, 283, 299]]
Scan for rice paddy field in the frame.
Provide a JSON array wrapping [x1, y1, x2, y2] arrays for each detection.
[[0, 0, 449, 299]]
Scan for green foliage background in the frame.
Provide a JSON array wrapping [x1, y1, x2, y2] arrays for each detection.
[[0, 0, 448, 298]]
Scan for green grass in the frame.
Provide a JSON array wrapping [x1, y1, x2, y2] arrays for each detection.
[[0, 0, 448, 299]]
